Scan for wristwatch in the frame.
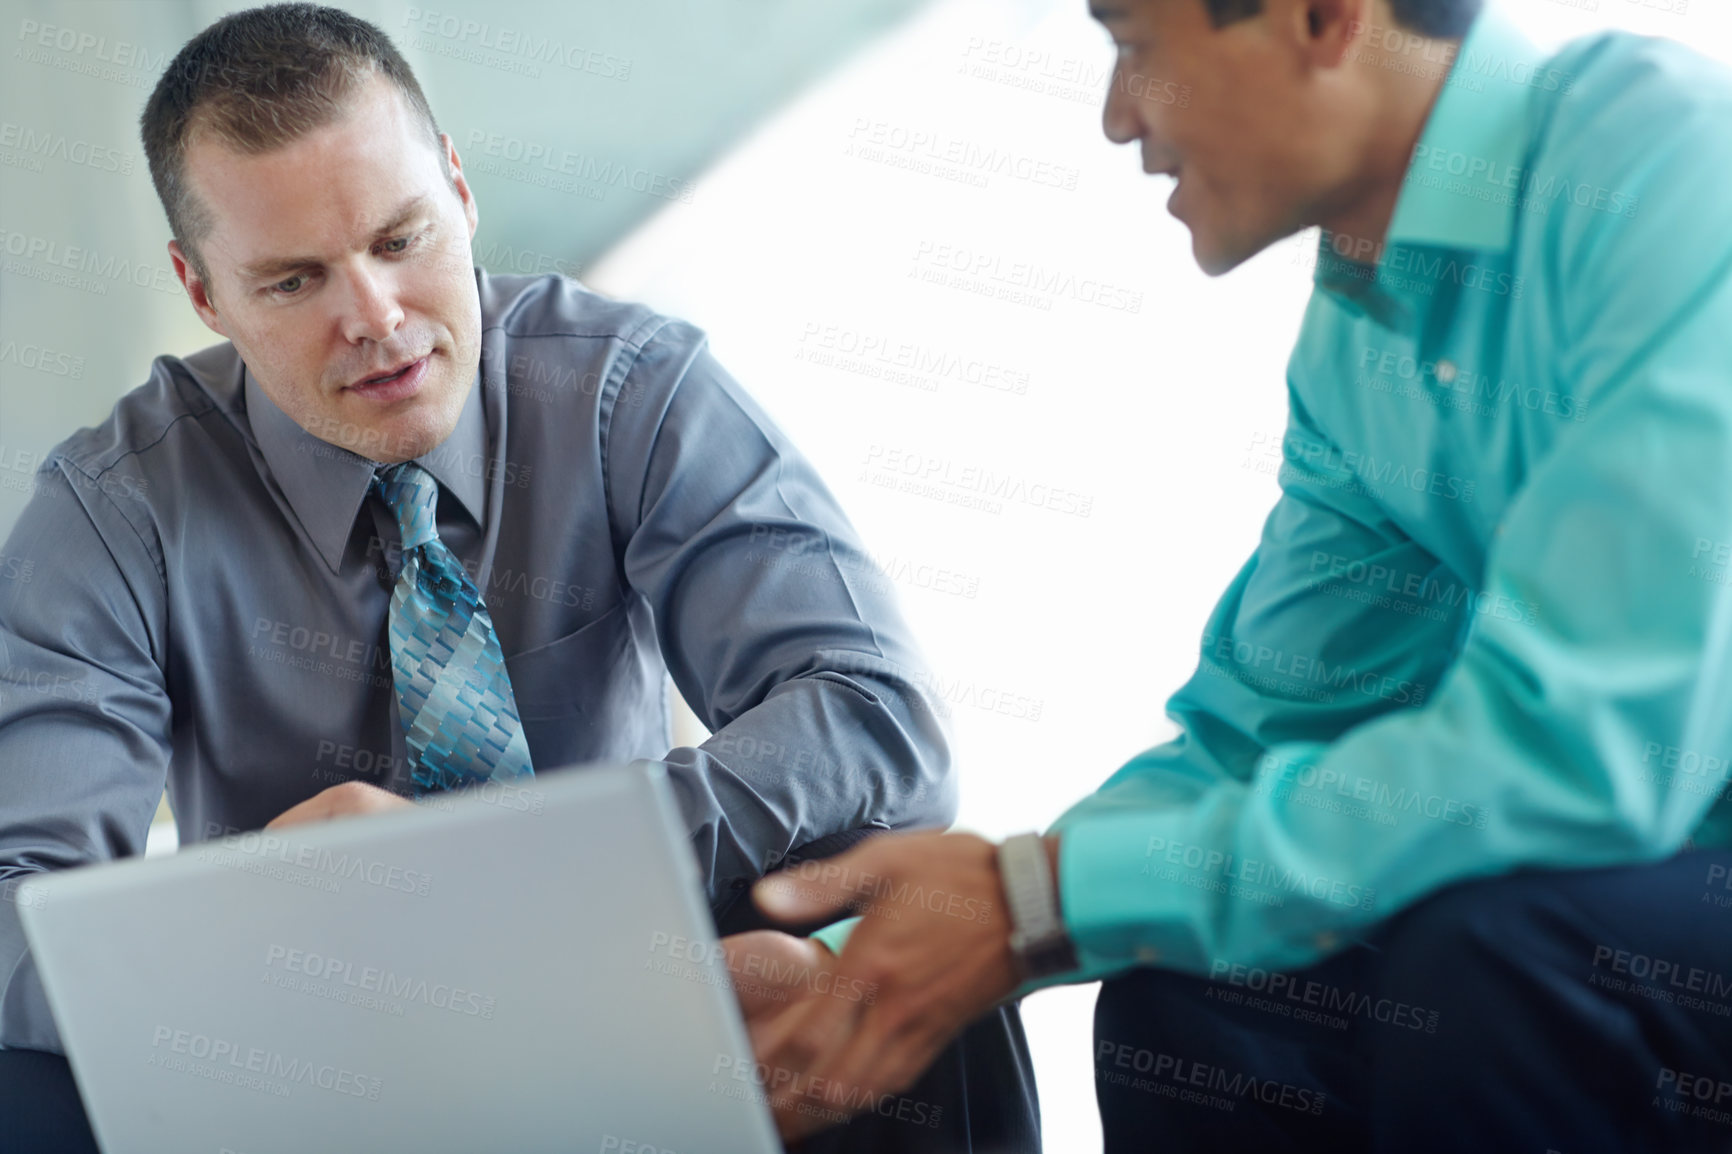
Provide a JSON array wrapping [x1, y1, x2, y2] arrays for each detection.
[[997, 832, 1078, 980]]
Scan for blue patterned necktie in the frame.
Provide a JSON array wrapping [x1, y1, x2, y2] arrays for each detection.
[[374, 461, 534, 797]]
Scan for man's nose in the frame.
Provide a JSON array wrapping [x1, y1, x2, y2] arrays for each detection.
[[1102, 58, 1142, 146], [340, 264, 404, 345]]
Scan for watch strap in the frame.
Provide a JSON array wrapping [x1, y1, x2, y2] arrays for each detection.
[[998, 832, 1078, 980]]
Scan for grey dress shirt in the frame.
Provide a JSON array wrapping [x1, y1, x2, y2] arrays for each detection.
[[0, 269, 953, 1053]]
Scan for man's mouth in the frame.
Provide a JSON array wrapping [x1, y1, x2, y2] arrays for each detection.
[[345, 354, 432, 400], [352, 356, 424, 388]]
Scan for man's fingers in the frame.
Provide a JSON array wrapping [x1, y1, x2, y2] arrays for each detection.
[[726, 930, 824, 987], [757, 997, 849, 1141], [752, 870, 852, 922], [769, 1093, 836, 1144], [751, 962, 914, 1143], [264, 795, 330, 829], [820, 1001, 942, 1110], [754, 976, 842, 1071], [778, 998, 940, 1136], [722, 931, 823, 1020], [752, 842, 884, 923], [757, 961, 868, 1092], [265, 781, 411, 829]]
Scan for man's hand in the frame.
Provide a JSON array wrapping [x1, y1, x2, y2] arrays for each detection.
[[720, 930, 840, 1040], [747, 831, 1021, 1142], [264, 780, 414, 829]]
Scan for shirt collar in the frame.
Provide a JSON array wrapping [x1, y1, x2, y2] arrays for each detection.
[[1313, 5, 1541, 316], [1383, 4, 1540, 253], [246, 363, 488, 574]]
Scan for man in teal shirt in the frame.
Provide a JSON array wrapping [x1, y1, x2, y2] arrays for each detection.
[[736, 0, 1732, 1148]]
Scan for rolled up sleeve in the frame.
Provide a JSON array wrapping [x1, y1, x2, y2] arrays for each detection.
[[603, 320, 954, 905]]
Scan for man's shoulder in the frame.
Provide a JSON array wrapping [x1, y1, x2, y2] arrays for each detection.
[[47, 340, 243, 486], [1548, 23, 1732, 99], [477, 269, 715, 422], [1535, 28, 1732, 172], [477, 268, 696, 353], [1513, 27, 1732, 308]]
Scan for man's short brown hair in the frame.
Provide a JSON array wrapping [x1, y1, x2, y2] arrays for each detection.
[[141, 2, 448, 285]]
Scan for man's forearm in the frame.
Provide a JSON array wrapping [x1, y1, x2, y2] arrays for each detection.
[[667, 664, 953, 905]]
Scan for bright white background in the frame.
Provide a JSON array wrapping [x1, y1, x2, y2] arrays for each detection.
[[585, 1, 1731, 1147]]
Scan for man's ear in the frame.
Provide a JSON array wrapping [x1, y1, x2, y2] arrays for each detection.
[[168, 239, 228, 337], [442, 133, 480, 242], [1297, 0, 1371, 70]]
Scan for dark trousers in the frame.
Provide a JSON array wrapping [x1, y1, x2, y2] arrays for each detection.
[[1094, 848, 1732, 1153], [0, 1049, 97, 1154]]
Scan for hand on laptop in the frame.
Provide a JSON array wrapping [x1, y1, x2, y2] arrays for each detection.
[[746, 831, 1019, 1141], [264, 780, 414, 829]]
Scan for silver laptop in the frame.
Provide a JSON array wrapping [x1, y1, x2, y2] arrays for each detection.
[[19, 763, 783, 1154]]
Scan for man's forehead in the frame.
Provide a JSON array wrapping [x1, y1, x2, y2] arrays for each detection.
[[182, 92, 444, 277], [181, 72, 424, 213]]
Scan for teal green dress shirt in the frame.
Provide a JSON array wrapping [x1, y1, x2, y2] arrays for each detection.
[[815, 9, 1732, 978], [1043, 8, 1732, 987]]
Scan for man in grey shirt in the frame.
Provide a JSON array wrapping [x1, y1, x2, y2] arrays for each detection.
[[0, 0, 958, 1082]]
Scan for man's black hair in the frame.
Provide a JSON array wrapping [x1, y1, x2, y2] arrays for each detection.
[[1203, 0, 1483, 38]]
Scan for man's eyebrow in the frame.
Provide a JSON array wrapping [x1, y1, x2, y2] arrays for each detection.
[[1089, 5, 1130, 22], [238, 194, 432, 281]]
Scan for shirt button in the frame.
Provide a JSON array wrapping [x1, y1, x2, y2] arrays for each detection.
[[1314, 931, 1339, 952], [1435, 359, 1458, 384], [1136, 946, 1161, 964]]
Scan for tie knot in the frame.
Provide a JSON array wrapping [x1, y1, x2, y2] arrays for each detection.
[[375, 461, 440, 552]]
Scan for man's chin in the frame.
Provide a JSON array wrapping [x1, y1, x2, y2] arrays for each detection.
[[365, 428, 445, 465], [328, 411, 453, 464], [332, 379, 469, 463], [1190, 229, 1260, 278]]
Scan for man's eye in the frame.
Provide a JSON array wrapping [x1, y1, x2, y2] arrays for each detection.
[[382, 236, 410, 254], [272, 275, 304, 296]]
